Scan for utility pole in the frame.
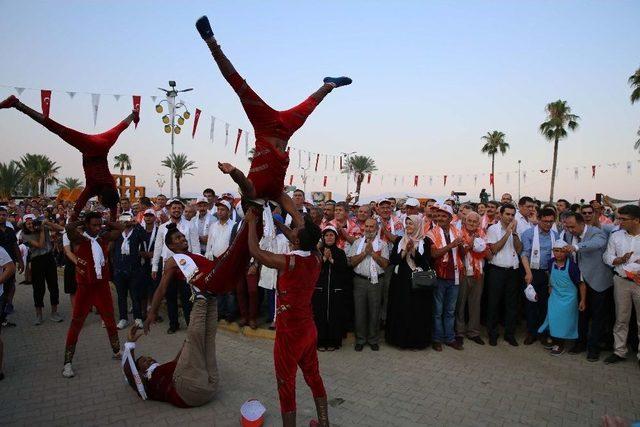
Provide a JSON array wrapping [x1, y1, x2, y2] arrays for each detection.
[[518, 160, 522, 200]]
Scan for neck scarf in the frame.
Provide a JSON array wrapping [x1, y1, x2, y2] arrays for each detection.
[[397, 215, 425, 270], [121, 228, 133, 255], [356, 235, 382, 284], [427, 224, 463, 284], [143, 223, 157, 252], [287, 250, 311, 257], [530, 226, 556, 269], [461, 227, 487, 279], [121, 342, 147, 400], [82, 232, 105, 279]]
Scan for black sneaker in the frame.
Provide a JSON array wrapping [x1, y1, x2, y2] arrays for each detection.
[[489, 337, 498, 346], [569, 343, 586, 354], [195, 16, 214, 40], [586, 352, 600, 362], [603, 354, 625, 365], [505, 336, 519, 347], [167, 326, 178, 334], [354, 344, 364, 352], [370, 344, 380, 351]]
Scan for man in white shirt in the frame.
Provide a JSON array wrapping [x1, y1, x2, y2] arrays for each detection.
[[151, 199, 199, 334], [205, 200, 235, 260], [602, 205, 640, 366], [0, 246, 17, 380], [515, 196, 535, 238], [485, 203, 522, 347], [192, 197, 212, 255]]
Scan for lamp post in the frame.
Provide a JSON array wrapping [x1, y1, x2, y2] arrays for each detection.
[[155, 81, 193, 198], [341, 151, 356, 198]]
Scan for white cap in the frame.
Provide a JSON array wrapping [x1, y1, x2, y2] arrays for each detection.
[[524, 284, 538, 302], [377, 198, 392, 205], [240, 399, 266, 424], [118, 213, 133, 222], [143, 208, 156, 216], [23, 214, 36, 221], [167, 198, 185, 207], [405, 198, 420, 208], [195, 196, 208, 204], [431, 203, 454, 217], [322, 225, 338, 235], [472, 237, 487, 253], [552, 240, 568, 250], [215, 200, 231, 211]]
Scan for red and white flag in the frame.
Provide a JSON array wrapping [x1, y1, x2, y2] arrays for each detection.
[[41, 90, 52, 118], [192, 108, 201, 139], [443, 175, 447, 186], [314, 153, 320, 172], [414, 175, 418, 187], [132, 95, 141, 129], [234, 129, 242, 154], [323, 176, 327, 187]]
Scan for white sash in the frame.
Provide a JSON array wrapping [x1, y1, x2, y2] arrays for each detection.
[[121, 228, 133, 255], [356, 237, 382, 284], [530, 226, 556, 269], [142, 224, 157, 252], [287, 250, 311, 257], [121, 342, 147, 400], [172, 254, 199, 286], [82, 232, 105, 279]]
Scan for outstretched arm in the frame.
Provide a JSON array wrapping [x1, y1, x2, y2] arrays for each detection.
[[144, 257, 177, 334], [218, 162, 256, 199], [278, 192, 304, 230], [246, 209, 286, 270], [274, 217, 297, 244]]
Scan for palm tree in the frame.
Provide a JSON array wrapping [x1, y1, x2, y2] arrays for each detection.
[[113, 153, 132, 178], [57, 177, 84, 192], [161, 153, 197, 198], [539, 100, 580, 202], [343, 155, 377, 203], [629, 66, 640, 104], [18, 153, 61, 196], [635, 128, 640, 153], [480, 131, 509, 200], [0, 161, 24, 199]]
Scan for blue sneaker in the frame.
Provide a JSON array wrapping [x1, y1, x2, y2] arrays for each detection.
[[196, 16, 214, 40], [323, 77, 352, 88]]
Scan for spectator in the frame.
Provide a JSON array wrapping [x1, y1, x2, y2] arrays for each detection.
[[203, 188, 217, 213], [183, 204, 196, 222], [0, 206, 24, 327], [387, 215, 433, 349], [581, 204, 617, 237], [258, 213, 289, 330], [590, 199, 613, 225], [139, 209, 159, 319], [0, 247, 17, 381], [119, 197, 133, 216], [328, 202, 359, 249], [404, 198, 421, 217], [193, 197, 212, 254], [500, 193, 513, 205], [477, 202, 487, 217], [62, 225, 80, 309], [348, 218, 389, 351], [313, 226, 349, 350], [481, 201, 500, 231], [154, 194, 169, 222], [321, 200, 336, 228], [516, 196, 535, 237], [377, 198, 404, 328]]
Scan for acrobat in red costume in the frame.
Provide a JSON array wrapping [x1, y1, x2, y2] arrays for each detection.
[[245, 209, 328, 427], [0, 95, 138, 219], [195, 15, 351, 213]]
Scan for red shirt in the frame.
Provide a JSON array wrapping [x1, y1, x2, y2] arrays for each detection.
[[276, 253, 322, 332], [246, 140, 289, 200], [146, 361, 189, 408]]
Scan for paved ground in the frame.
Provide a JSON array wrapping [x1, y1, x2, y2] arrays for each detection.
[[1, 275, 639, 427]]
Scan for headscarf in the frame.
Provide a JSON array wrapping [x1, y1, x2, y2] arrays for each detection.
[[321, 226, 340, 260], [398, 215, 425, 270]]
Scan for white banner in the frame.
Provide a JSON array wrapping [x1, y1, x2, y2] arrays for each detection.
[[91, 93, 101, 126]]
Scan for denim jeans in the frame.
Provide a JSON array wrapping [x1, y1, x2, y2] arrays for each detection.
[[433, 279, 459, 343]]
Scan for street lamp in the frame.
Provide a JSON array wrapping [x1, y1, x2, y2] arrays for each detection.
[[341, 151, 356, 197], [155, 81, 193, 197]]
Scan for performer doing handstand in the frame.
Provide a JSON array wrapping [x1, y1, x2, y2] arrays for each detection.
[[0, 95, 138, 219]]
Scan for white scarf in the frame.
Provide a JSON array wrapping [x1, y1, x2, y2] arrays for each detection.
[[287, 250, 311, 257], [121, 342, 147, 400], [142, 224, 157, 252], [121, 228, 133, 256], [530, 226, 556, 269], [145, 363, 159, 380], [356, 236, 382, 284], [82, 232, 105, 279]]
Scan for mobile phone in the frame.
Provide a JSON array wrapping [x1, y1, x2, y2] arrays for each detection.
[[595, 193, 603, 204]]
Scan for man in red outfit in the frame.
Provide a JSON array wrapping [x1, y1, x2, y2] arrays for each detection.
[[0, 95, 138, 219], [62, 212, 125, 378], [245, 208, 329, 427]]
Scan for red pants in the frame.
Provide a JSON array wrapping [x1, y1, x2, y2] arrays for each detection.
[[236, 272, 258, 321], [64, 280, 119, 363], [274, 324, 326, 413], [39, 117, 130, 217]]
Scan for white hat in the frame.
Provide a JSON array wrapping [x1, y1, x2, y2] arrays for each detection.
[[405, 198, 420, 207], [472, 237, 487, 253], [167, 198, 185, 207], [377, 198, 392, 205], [240, 399, 266, 427], [195, 196, 208, 204], [524, 284, 538, 302], [23, 214, 36, 221], [322, 225, 338, 235], [431, 203, 454, 217], [143, 208, 156, 216], [118, 213, 133, 222], [215, 200, 231, 211], [552, 240, 568, 250]]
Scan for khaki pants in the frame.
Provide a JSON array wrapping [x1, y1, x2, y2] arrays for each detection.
[[173, 298, 219, 406], [455, 275, 484, 338], [613, 275, 640, 359], [353, 275, 382, 345]]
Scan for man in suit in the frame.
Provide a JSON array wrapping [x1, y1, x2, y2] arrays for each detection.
[[562, 212, 613, 361]]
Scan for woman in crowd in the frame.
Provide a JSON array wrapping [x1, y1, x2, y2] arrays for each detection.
[[386, 215, 433, 349], [313, 226, 349, 350]]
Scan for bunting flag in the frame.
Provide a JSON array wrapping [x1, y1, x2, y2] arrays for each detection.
[[506, 173, 510, 184], [540, 169, 549, 173], [523, 171, 527, 184], [429, 176, 433, 186], [132, 95, 141, 129], [458, 175, 462, 185], [244, 132, 249, 156], [368, 174, 372, 184], [413, 175, 418, 187], [15, 87, 25, 95], [234, 129, 242, 154], [66, 91, 76, 99], [473, 175, 478, 186], [627, 161, 632, 175], [380, 175, 384, 185], [339, 156, 343, 170], [41, 90, 52, 118], [443, 175, 447, 186], [324, 155, 328, 171], [224, 123, 230, 146], [298, 150, 302, 168], [592, 165, 596, 178], [489, 173, 494, 185], [90, 93, 100, 126], [113, 94, 121, 101], [307, 152, 311, 169], [574, 167, 579, 180], [323, 176, 327, 187], [191, 108, 202, 139], [289, 175, 294, 185], [394, 176, 397, 186], [150, 95, 157, 104], [332, 156, 336, 171], [314, 153, 320, 172], [209, 117, 216, 142]]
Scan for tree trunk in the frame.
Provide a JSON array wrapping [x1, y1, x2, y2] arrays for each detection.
[[491, 154, 495, 200], [176, 175, 181, 198], [354, 174, 364, 203], [549, 137, 559, 203]]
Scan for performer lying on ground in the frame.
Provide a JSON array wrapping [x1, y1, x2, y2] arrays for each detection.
[[196, 15, 351, 217], [0, 95, 138, 220], [132, 224, 221, 407], [62, 212, 125, 378], [245, 208, 329, 427]]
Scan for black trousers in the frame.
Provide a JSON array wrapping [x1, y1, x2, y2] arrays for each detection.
[[486, 266, 519, 339], [578, 285, 613, 354], [523, 269, 549, 336], [167, 278, 192, 329], [113, 270, 144, 321], [31, 252, 59, 308]]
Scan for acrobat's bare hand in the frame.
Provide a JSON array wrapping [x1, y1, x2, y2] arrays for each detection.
[[128, 325, 144, 342], [218, 162, 236, 174], [244, 208, 258, 224], [143, 313, 156, 335]]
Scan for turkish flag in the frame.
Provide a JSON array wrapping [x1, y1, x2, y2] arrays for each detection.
[[192, 108, 202, 139], [289, 175, 294, 185], [443, 175, 447, 186], [323, 176, 327, 187], [489, 173, 494, 185], [339, 156, 343, 170], [315, 153, 320, 172], [367, 174, 372, 184], [234, 129, 243, 154], [414, 175, 418, 187], [132, 95, 141, 128], [592, 165, 596, 178], [41, 90, 52, 118]]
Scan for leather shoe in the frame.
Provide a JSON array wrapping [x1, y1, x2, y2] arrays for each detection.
[[523, 334, 536, 345], [354, 344, 364, 352], [432, 342, 443, 352], [569, 343, 586, 354], [370, 344, 380, 351], [446, 340, 463, 351], [505, 336, 519, 347], [603, 354, 625, 365], [489, 337, 498, 346], [586, 351, 600, 362], [468, 336, 485, 345]]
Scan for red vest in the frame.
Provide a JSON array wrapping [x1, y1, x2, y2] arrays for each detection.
[[246, 140, 289, 200], [276, 253, 322, 330], [75, 236, 110, 284]]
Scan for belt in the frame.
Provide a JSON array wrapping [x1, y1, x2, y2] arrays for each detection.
[[531, 268, 548, 272], [489, 265, 517, 271], [615, 273, 634, 283], [355, 273, 384, 280]]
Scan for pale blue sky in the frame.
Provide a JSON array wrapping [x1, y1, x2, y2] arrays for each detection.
[[1, 1, 639, 201]]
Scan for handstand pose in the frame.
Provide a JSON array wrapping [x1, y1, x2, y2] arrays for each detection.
[[0, 95, 138, 219], [195, 15, 351, 221], [245, 208, 329, 427]]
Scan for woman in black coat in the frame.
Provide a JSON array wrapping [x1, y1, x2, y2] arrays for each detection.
[[312, 226, 349, 350], [386, 215, 433, 349]]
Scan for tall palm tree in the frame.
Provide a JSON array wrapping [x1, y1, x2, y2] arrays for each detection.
[[539, 100, 580, 202], [0, 161, 24, 199], [57, 177, 84, 192], [161, 153, 197, 198], [480, 131, 509, 200], [18, 153, 60, 196], [113, 153, 132, 178], [343, 155, 377, 203], [629, 66, 640, 104]]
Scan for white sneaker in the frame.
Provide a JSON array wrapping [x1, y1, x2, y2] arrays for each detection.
[[34, 315, 43, 326], [50, 313, 64, 323], [117, 319, 129, 330], [62, 363, 75, 378], [134, 318, 144, 328]]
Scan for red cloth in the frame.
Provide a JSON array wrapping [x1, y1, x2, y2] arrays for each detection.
[[145, 361, 189, 408], [74, 236, 110, 284], [225, 72, 319, 200], [274, 253, 326, 413], [237, 271, 259, 321]]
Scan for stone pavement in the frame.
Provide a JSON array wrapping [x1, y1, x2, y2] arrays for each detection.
[[1, 277, 639, 427]]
